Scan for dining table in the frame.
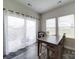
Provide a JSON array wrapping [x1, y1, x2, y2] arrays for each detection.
[[37, 34, 65, 59]]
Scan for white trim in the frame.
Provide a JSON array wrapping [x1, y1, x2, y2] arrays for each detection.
[[64, 45, 75, 51]]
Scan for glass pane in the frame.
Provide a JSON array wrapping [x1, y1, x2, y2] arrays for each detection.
[[46, 18, 56, 36], [26, 19, 36, 46], [58, 14, 74, 38], [7, 16, 24, 54]]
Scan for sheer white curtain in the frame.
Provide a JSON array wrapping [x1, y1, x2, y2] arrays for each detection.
[[25, 17, 36, 46], [4, 10, 37, 55], [3, 10, 8, 55], [7, 15, 25, 53], [4, 11, 25, 55]]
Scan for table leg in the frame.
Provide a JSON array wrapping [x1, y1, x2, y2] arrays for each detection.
[[47, 48, 49, 59], [38, 41, 40, 56]]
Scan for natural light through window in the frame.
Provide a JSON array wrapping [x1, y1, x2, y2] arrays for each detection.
[[26, 19, 36, 45], [8, 16, 24, 28], [46, 18, 56, 36], [7, 16, 25, 54], [58, 14, 74, 38]]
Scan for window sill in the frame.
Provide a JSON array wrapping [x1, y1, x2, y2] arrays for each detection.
[[66, 38, 75, 40]]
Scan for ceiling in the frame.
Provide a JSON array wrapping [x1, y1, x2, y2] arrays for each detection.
[[15, 0, 74, 13]]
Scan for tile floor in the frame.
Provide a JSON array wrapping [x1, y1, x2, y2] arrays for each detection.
[[4, 43, 75, 59]]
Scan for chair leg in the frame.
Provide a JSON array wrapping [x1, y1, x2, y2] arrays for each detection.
[[38, 41, 40, 56], [47, 48, 50, 59]]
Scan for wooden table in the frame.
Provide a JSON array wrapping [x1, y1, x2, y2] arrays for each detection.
[[38, 35, 65, 59]]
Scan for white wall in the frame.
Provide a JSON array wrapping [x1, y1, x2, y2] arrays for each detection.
[[64, 38, 75, 50], [3, 0, 39, 19], [41, 2, 75, 50]]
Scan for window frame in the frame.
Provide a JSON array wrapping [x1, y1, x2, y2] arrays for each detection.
[[45, 14, 75, 39], [46, 18, 56, 36], [58, 14, 75, 39]]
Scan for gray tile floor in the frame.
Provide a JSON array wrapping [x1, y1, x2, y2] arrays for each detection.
[[4, 43, 75, 59], [12, 44, 38, 59], [4, 44, 38, 59]]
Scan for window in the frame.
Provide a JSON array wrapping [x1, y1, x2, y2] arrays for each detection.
[[26, 18, 36, 45], [46, 18, 56, 36], [58, 14, 74, 38], [45, 14, 74, 39], [5, 16, 37, 54], [7, 16, 25, 54]]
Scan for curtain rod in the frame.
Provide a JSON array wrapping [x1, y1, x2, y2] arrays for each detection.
[[3, 8, 39, 20]]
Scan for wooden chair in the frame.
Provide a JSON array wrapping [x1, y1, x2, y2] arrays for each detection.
[[38, 32, 47, 59]]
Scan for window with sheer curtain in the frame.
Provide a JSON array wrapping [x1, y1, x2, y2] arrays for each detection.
[[25, 18, 36, 46], [4, 13, 37, 55], [7, 15, 25, 54]]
